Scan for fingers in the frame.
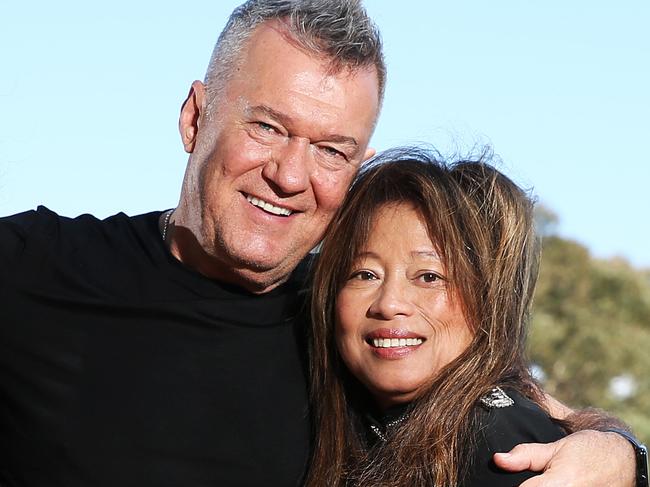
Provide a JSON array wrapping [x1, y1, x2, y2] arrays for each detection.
[[493, 442, 558, 472], [518, 477, 544, 487], [497, 432, 636, 487]]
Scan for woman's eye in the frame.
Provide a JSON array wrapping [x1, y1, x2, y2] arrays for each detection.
[[350, 270, 377, 281], [419, 272, 442, 283]]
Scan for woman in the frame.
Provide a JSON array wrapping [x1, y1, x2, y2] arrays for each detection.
[[306, 148, 567, 486]]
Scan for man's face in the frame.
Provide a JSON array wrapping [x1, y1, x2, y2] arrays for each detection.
[[180, 22, 379, 291]]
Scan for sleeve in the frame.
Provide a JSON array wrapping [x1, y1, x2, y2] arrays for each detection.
[[0, 209, 37, 270], [0, 206, 60, 286], [461, 393, 567, 487]]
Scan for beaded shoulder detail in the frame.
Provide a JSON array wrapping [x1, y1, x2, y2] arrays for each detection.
[[479, 386, 515, 409]]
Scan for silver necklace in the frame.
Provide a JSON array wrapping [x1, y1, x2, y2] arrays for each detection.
[[161, 209, 174, 242], [369, 413, 410, 443]]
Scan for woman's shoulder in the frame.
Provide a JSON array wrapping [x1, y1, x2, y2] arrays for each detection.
[[478, 387, 567, 448], [461, 387, 567, 487]]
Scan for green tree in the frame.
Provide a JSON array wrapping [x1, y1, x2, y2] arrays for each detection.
[[529, 207, 650, 445]]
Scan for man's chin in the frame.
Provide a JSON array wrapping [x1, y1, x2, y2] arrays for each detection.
[[236, 253, 299, 275], [223, 247, 304, 288], [228, 263, 296, 294]]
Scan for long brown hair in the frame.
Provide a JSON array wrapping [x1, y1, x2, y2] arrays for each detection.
[[306, 147, 544, 486]]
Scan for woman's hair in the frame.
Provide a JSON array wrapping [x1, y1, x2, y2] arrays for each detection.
[[306, 147, 544, 486]]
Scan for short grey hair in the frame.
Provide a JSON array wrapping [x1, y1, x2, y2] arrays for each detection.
[[204, 0, 385, 112]]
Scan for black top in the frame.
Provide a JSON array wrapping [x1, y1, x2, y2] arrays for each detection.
[[365, 388, 567, 486], [0, 207, 311, 487], [464, 389, 567, 486]]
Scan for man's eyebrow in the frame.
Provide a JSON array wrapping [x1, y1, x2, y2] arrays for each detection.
[[249, 104, 292, 125], [322, 134, 358, 148], [248, 104, 358, 148]]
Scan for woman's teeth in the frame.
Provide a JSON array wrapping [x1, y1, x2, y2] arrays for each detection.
[[371, 338, 423, 348]]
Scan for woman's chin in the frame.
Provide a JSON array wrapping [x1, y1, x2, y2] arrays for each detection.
[[370, 386, 422, 410]]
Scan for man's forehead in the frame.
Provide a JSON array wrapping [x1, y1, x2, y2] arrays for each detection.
[[243, 20, 379, 94], [231, 25, 379, 122]]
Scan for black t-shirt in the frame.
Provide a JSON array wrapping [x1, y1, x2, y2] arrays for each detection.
[[364, 388, 567, 486], [0, 207, 311, 487]]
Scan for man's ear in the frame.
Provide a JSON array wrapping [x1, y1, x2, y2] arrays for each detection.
[[362, 147, 376, 162], [179, 80, 207, 153]]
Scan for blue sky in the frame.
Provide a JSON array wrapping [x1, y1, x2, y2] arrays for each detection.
[[1, 1, 648, 267]]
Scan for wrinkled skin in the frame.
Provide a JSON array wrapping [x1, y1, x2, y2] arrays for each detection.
[[495, 430, 636, 487]]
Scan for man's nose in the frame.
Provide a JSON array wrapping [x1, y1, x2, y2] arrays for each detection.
[[367, 279, 415, 320], [262, 137, 311, 195]]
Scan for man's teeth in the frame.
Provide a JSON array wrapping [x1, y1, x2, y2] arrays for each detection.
[[372, 338, 423, 348], [246, 195, 292, 216]]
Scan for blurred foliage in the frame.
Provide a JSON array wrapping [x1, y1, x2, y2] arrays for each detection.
[[529, 205, 650, 445]]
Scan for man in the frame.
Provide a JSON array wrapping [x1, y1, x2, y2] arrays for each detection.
[[0, 1, 644, 486]]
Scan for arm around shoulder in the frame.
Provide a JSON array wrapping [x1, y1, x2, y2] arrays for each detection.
[[493, 403, 647, 487]]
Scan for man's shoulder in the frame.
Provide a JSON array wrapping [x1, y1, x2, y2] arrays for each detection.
[[0, 206, 164, 281], [0, 206, 64, 262], [1, 205, 158, 234], [1, 205, 161, 245], [0, 205, 59, 238]]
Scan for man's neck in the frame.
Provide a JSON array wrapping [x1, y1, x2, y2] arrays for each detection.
[[160, 216, 291, 294]]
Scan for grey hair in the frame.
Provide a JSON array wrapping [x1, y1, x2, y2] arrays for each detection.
[[204, 0, 385, 113]]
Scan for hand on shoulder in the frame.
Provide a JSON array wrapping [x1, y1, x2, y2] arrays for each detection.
[[494, 429, 639, 487]]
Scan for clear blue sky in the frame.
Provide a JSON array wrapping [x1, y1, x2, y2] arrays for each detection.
[[1, 1, 648, 267]]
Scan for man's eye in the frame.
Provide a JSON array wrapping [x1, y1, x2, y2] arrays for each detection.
[[256, 122, 277, 133], [320, 145, 346, 159], [350, 270, 377, 281]]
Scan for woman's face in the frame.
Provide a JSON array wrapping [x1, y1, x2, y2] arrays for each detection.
[[335, 203, 473, 410]]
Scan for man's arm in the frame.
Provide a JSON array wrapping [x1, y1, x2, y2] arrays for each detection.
[[494, 399, 644, 487], [541, 392, 630, 430]]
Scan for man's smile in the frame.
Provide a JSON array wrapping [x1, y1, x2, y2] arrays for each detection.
[[245, 194, 293, 216]]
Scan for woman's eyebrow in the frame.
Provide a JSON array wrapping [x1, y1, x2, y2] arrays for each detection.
[[411, 250, 440, 259]]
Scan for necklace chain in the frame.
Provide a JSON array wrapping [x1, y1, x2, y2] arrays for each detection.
[[161, 209, 174, 242], [369, 413, 409, 443]]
